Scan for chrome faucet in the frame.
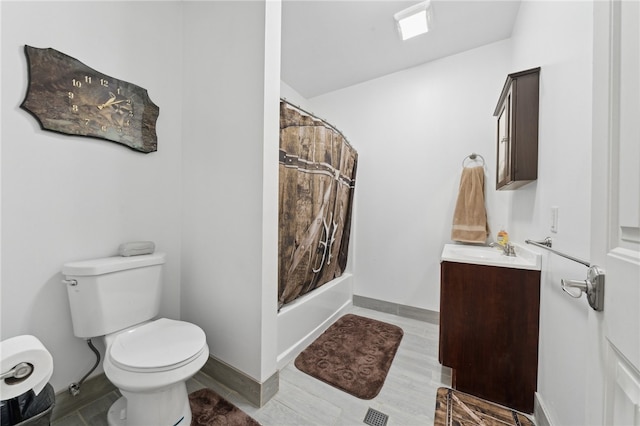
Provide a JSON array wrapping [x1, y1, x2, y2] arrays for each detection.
[[490, 241, 517, 257]]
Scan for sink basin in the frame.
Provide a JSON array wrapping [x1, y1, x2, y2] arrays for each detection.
[[441, 243, 541, 270], [447, 246, 505, 261]]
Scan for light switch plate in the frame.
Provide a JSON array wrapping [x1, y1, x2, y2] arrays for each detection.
[[551, 206, 559, 233]]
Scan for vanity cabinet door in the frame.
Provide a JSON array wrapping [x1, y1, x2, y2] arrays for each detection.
[[439, 261, 541, 413], [494, 67, 540, 190]]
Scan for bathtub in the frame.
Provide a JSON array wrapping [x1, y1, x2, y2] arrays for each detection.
[[276, 273, 354, 369]]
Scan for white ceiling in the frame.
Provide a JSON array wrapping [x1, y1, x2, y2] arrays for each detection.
[[281, 0, 522, 98]]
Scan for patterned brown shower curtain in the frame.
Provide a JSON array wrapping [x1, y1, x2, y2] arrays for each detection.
[[278, 101, 358, 309]]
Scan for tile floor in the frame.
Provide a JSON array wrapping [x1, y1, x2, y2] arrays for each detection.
[[52, 306, 452, 426]]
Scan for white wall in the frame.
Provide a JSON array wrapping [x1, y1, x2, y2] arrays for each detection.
[[1, 1, 184, 391], [1, 4, 596, 423], [306, 40, 512, 312], [281, 81, 311, 110], [180, 1, 279, 383], [289, 3, 594, 424], [1, 0, 279, 395], [508, 2, 593, 425]]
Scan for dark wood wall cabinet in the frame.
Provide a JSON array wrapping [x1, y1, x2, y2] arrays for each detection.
[[439, 261, 541, 413], [494, 67, 540, 190]]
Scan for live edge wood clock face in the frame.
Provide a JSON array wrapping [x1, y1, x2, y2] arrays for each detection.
[[21, 46, 159, 153]]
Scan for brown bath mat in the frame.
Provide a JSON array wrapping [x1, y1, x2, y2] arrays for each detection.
[[434, 387, 534, 426], [294, 314, 404, 399], [189, 388, 260, 426]]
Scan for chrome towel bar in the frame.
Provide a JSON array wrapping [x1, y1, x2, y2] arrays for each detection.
[[525, 237, 591, 267], [526, 237, 604, 311]]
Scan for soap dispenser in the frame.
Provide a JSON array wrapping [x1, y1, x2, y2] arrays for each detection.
[[497, 228, 509, 247]]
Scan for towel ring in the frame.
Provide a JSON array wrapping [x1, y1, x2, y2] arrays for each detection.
[[462, 153, 485, 168]]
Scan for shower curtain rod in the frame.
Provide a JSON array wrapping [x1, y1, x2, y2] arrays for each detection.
[[280, 97, 352, 146]]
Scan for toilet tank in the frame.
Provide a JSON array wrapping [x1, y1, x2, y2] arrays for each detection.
[[62, 253, 166, 338]]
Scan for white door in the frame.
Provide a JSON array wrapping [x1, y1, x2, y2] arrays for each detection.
[[590, 0, 640, 424]]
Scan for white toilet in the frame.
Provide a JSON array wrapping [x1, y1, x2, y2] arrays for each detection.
[[62, 253, 209, 426]]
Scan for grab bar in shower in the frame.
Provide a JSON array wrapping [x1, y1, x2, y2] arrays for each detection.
[[525, 237, 591, 267]]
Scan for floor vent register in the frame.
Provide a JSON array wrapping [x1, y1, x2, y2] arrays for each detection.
[[363, 408, 389, 426]]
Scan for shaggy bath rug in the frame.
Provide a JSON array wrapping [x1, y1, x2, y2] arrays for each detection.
[[294, 314, 404, 399], [434, 387, 534, 426], [189, 388, 260, 426]]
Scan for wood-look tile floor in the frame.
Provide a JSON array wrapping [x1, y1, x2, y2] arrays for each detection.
[[52, 306, 451, 426]]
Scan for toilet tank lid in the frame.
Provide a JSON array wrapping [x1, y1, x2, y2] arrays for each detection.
[[63, 252, 166, 276]]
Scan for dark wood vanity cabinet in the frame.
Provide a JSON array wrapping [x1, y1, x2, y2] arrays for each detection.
[[494, 67, 540, 190], [439, 261, 541, 413]]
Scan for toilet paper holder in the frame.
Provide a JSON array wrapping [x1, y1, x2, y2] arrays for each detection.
[[0, 362, 34, 382]]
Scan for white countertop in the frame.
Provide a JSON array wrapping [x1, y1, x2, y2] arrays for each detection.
[[441, 243, 542, 271]]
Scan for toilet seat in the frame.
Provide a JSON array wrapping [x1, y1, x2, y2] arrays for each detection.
[[109, 318, 206, 373]]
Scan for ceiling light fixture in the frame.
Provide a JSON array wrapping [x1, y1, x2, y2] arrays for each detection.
[[394, 1, 432, 41]]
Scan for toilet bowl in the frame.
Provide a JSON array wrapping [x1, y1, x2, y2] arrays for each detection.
[[62, 252, 210, 426], [103, 319, 209, 426]]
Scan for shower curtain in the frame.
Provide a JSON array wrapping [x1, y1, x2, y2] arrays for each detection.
[[278, 101, 358, 309]]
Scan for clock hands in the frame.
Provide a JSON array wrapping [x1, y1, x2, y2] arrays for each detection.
[[97, 92, 129, 110]]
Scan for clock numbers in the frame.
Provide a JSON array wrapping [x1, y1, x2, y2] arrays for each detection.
[[116, 118, 132, 133], [67, 75, 131, 134], [71, 75, 94, 88], [68, 86, 78, 113]]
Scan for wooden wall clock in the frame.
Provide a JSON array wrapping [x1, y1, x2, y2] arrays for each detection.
[[21, 45, 159, 153]]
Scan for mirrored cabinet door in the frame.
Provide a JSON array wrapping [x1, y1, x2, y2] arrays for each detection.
[[496, 87, 512, 187], [494, 67, 540, 190]]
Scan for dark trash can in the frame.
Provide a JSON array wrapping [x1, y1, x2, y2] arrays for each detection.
[[0, 384, 55, 426]]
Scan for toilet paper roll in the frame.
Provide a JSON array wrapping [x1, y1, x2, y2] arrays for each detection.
[[1, 335, 53, 400]]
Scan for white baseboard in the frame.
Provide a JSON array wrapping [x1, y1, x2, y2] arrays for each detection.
[[534, 392, 554, 426]]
